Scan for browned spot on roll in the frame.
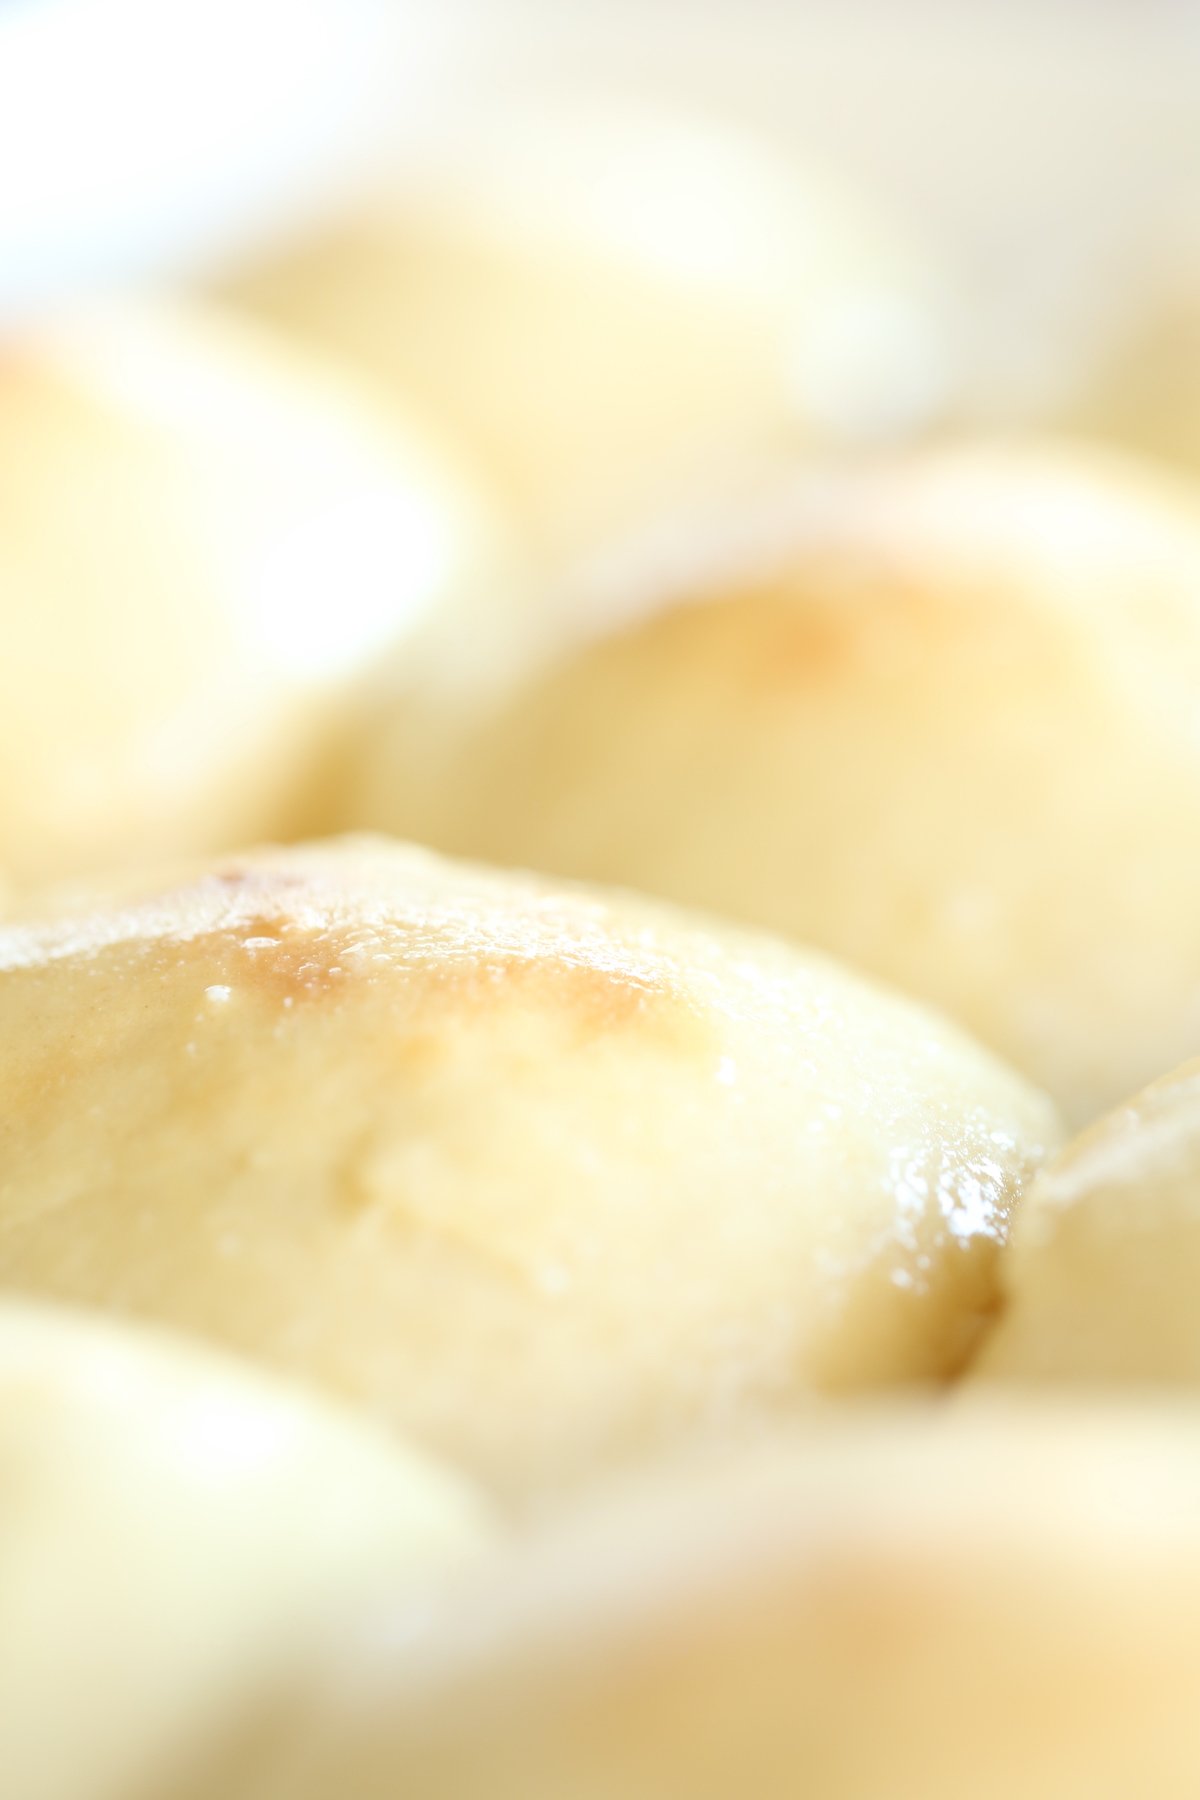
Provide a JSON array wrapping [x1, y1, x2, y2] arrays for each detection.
[[585, 565, 953, 710], [211, 864, 308, 893], [412, 948, 706, 1057]]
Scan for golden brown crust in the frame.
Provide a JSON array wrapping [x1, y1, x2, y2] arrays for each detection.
[[347, 444, 1200, 1125]]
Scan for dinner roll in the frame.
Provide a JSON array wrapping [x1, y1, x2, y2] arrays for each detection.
[[204, 1403, 1200, 1800], [349, 442, 1200, 1125], [224, 101, 949, 552], [0, 295, 490, 888], [973, 1057, 1200, 1385], [1068, 260, 1200, 475], [0, 837, 1057, 1498], [0, 1299, 491, 1800]]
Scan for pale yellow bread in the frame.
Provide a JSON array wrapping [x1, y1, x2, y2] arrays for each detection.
[[224, 102, 949, 554], [0, 837, 1057, 1498], [1068, 261, 1200, 475], [348, 442, 1200, 1126], [0, 294, 491, 887], [197, 1402, 1200, 1800], [0, 1299, 491, 1800], [974, 1056, 1200, 1384]]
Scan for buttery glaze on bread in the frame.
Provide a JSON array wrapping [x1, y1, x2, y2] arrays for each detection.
[[973, 1057, 1200, 1385], [0, 838, 1057, 1498], [0, 296, 490, 887], [347, 443, 1200, 1125], [201, 1404, 1200, 1800], [0, 1300, 491, 1800]]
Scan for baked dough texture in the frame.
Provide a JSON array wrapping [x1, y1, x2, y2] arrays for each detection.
[[348, 443, 1200, 1125], [0, 837, 1057, 1497], [0, 296, 490, 887], [0, 1299, 491, 1800], [200, 1403, 1200, 1800], [974, 1056, 1200, 1385]]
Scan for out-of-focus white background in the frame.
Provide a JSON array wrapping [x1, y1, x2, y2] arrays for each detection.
[[4, 0, 1200, 417]]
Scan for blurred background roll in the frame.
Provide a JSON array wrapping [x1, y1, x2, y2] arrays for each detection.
[[342, 442, 1200, 1127], [1064, 254, 1200, 479], [198, 1404, 1200, 1800], [223, 99, 951, 556], [0, 1301, 491, 1800], [0, 297, 492, 888]]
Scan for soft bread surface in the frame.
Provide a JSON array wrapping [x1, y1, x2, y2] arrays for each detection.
[[348, 443, 1200, 1125], [0, 295, 489, 886], [0, 838, 1056, 1497], [974, 1057, 1200, 1385], [0, 1300, 491, 1800], [224, 103, 947, 553], [200, 1403, 1200, 1800]]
